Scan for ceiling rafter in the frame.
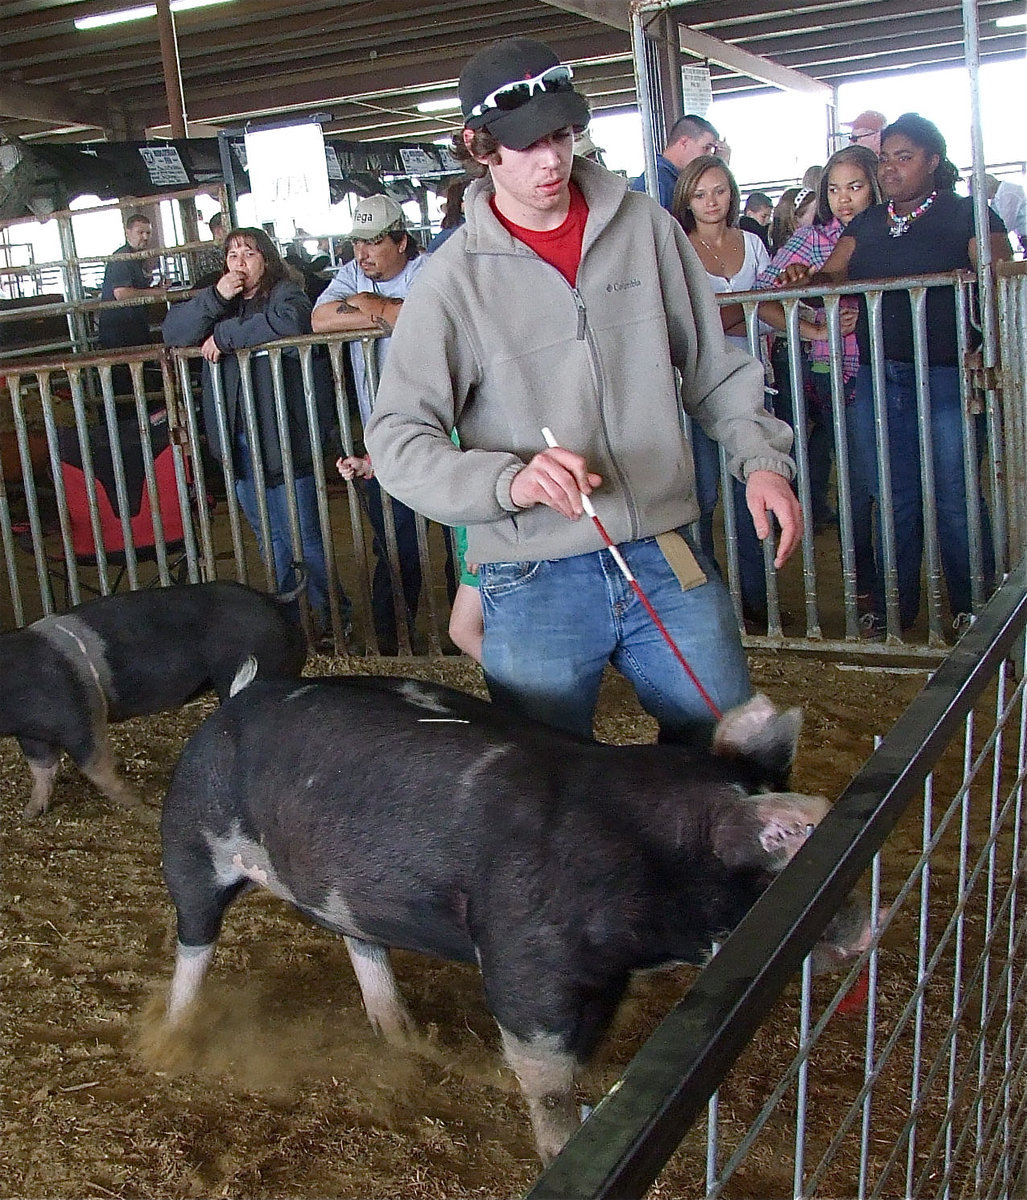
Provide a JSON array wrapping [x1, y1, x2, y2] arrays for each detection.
[[2, 0, 1019, 145]]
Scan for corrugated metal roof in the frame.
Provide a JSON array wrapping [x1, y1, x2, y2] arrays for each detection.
[[1, 0, 1022, 144]]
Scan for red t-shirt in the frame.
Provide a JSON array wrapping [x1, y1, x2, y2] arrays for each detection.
[[489, 181, 589, 287]]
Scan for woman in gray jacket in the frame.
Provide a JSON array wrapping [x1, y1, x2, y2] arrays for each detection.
[[163, 227, 343, 631]]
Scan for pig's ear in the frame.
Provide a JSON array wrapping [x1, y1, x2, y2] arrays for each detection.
[[712, 792, 829, 870], [712, 694, 802, 787]]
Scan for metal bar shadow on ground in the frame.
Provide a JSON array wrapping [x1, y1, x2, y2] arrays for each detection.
[[525, 557, 1027, 1200]]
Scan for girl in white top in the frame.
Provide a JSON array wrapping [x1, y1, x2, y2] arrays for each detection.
[[672, 154, 771, 349], [670, 155, 773, 625]]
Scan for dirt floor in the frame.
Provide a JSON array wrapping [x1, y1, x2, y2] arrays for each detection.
[[0, 653, 939, 1199]]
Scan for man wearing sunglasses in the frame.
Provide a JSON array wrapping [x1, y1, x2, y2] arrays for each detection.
[[365, 36, 801, 744], [313, 194, 427, 654]]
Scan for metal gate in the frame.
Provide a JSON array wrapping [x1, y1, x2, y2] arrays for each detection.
[[528, 559, 1027, 1199]]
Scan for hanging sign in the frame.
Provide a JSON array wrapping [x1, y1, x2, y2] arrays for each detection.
[[138, 145, 190, 186], [680, 64, 713, 116], [245, 122, 331, 235], [398, 146, 442, 175], [324, 145, 345, 181]]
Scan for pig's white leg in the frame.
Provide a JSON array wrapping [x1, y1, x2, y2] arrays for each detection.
[[343, 936, 416, 1043], [23, 759, 60, 820], [499, 1027, 580, 1165], [165, 942, 217, 1025]]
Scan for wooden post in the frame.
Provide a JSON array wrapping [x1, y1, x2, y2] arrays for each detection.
[[155, 0, 188, 141]]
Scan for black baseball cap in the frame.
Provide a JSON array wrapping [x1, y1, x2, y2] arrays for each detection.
[[459, 37, 590, 151]]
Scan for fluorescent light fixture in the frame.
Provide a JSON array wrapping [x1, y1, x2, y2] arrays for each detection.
[[416, 97, 462, 114], [75, 0, 233, 30], [995, 12, 1026, 24]]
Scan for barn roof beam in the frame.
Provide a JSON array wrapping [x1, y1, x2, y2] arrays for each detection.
[[0, 80, 115, 132], [541, 0, 833, 98]]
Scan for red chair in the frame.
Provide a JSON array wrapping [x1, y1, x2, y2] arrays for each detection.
[[19, 413, 193, 602], [59, 415, 186, 560]]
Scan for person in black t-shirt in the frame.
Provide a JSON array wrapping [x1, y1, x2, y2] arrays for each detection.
[[99, 214, 167, 350], [99, 213, 168, 397], [790, 113, 1011, 636]]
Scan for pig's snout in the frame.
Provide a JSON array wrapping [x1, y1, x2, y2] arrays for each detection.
[[810, 896, 888, 975]]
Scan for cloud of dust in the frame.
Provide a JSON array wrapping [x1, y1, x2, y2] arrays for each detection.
[[134, 977, 514, 1126]]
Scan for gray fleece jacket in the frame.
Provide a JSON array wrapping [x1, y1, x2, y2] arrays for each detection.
[[365, 156, 794, 565]]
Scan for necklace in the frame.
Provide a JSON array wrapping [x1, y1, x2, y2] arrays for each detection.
[[887, 191, 936, 238], [695, 235, 727, 269]]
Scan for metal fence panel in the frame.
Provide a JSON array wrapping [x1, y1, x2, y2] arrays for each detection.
[[526, 559, 1027, 1199], [723, 270, 1009, 657], [1, 271, 1022, 664]]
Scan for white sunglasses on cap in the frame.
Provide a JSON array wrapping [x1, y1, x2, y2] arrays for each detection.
[[469, 64, 575, 120]]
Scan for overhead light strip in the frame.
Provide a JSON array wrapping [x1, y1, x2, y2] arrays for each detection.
[[75, 0, 234, 31], [416, 98, 462, 114]]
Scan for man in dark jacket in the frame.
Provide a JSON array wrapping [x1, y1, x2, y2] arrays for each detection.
[[628, 113, 722, 209]]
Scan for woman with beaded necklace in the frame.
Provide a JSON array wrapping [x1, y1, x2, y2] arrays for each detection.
[[796, 113, 1010, 636]]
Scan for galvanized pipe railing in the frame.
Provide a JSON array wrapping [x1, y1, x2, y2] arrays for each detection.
[[2, 267, 1022, 661], [719, 269, 1008, 655]]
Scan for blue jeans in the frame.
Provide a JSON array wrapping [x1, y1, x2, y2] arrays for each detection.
[[479, 535, 751, 745], [774, 340, 831, 527], [234, 463, 338, 626], [690, 423, 768, 620], [850, 362, 993, 628], [809, 370, 876, 600], [364, 477, 422, 654]]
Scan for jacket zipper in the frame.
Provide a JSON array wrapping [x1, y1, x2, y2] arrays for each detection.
[[570, 284, 639, 537], [572, 289, 586, 341]]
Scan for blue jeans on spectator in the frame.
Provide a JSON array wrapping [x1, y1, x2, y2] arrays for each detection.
[[809, 370, 877, 604], [773, 338, 832, 529], [850, 362, 993, 629], [690, 423, 769, 622], [233, 435, 342, 629], [479, 535, 751, 746], [364, 476, 422, 654]]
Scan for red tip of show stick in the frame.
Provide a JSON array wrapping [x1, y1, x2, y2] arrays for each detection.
[[836, 965, 870, 1016]]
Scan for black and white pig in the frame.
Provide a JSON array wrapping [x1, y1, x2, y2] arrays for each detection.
[[158, 673, 873, 1163], [0, 581, 307, 819]]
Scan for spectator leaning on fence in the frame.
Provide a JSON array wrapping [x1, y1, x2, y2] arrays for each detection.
[[670, 154, 773, 630], [312, 194, 428, 656], [755, 143, 882, 611], [364, 35, 801, 745], [797, 113, 1011, 637], [162, 227, 346, 637]]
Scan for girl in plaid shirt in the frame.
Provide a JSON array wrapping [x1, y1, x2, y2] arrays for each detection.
[[756, 145, 882, 383], [755, 145, 881, 605]]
